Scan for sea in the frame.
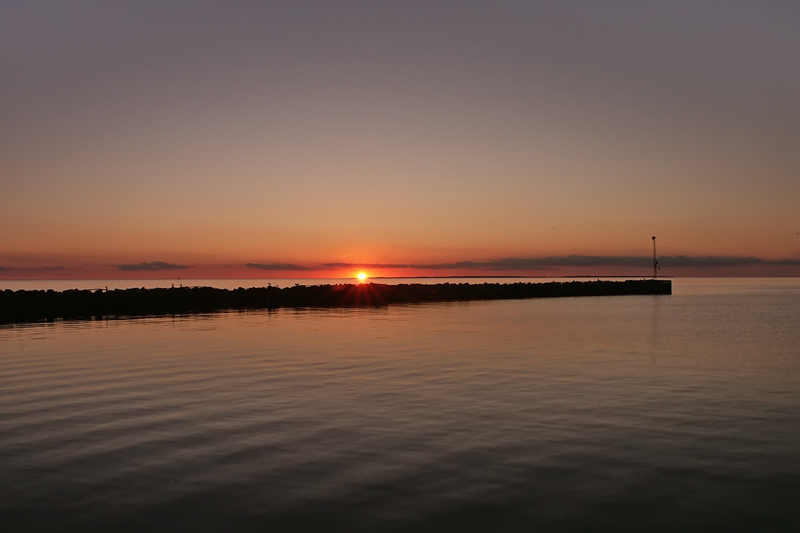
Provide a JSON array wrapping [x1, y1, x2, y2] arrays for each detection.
[[1, 278, 799, 532]]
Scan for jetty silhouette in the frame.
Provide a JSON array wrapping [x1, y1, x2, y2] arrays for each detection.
[[1, 279, 671, 324]]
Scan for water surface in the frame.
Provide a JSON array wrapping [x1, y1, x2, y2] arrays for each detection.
[[2, 278, 799, 531]]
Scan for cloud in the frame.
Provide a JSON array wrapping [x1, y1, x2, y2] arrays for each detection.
[[442, 256, 651, 270], [118, 261, 191, 271], [661, 256, 800, 268], [0, 266, 14, 271], [321, 256, 649, 271], [246, 263, 313, 271], [320, 255, 800, 271]]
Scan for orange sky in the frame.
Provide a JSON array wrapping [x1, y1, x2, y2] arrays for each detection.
[[2, 2, 799, 279]]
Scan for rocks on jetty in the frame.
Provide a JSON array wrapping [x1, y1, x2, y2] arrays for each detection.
[[0, 280, 671, 324]]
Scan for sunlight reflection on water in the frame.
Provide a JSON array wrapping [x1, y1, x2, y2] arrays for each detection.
[[1, 279, 800, 531]]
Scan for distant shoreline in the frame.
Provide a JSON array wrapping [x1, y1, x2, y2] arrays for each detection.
[[1, 280, 671, 325]]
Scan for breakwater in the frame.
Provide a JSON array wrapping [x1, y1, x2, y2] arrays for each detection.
[[0, 279, 671, 324]]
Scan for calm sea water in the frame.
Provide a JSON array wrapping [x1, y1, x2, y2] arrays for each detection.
[[1, 278, 799, 531]]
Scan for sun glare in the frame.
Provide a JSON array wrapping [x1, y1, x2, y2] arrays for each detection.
[[357, 272, 368, 281]]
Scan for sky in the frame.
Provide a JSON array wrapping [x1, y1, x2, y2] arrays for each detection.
[[2, 1, 799, 279]]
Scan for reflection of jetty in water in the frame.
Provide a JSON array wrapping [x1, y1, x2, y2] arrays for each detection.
[[1, 279, 671, 324]]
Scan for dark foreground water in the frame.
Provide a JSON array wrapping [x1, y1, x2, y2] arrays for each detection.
[[1, 278, 799, 531]]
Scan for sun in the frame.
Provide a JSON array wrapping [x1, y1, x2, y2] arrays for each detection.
[[356, 272, 368, 281]]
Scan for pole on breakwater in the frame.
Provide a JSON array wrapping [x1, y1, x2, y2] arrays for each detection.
[[652, 236, 659, 279]]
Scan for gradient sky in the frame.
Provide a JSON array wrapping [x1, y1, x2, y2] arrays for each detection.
[[2, 1, 799, 278]]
